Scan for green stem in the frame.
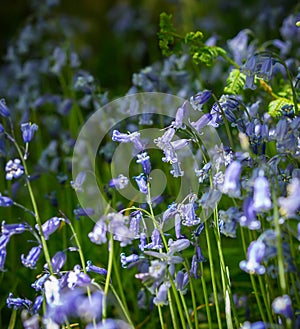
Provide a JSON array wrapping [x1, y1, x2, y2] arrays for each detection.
[[11, 134, 53, 274], [199, 262, 212, 329], [157, 303, 165, 329], [204, 223, 222, 329], [272, 189, 286, 294], [168, 289, 179, 329], [103, 234, 114, 321]]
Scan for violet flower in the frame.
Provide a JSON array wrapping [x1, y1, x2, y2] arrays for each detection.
[[5, 159, 24, 180], [0, 98, 10, 117], [154, 283, 169, 306], [0, 194, 13, 207], [6, 293, 32, 310], [221, 161, 242, 197], [36, 217, 64, 240], [272, 295, 293, 319], [21, 245, 42, 269], [136, 152, 151, 175], [86, 260, 107, 275], [134, 174, 148, 194], [278, 178, 300, 217], [253, 171, 272, 212], [109, 174, 129, 189], [190, 90, 212, 111], [239, 240, 266, 275], [21, 122, 38, 143]]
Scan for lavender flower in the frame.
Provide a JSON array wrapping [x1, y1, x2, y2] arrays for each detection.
[[31, 295, 43, 314], [240, 240, 266, 275], [0, 98, 10, 117], [239, 197, 261, 230], [134, 174, 148, 194], [278, 178, 300, 217], [168, 238, 190, 253], [172, 101, 188, 129], [88, 220, 107, 244], [6, 293, 32, 310], [120, 253, 139, 268], [145, 228, 163, 250], [240, 321, 266, 329], [21, 122, 38, 143], [221, 161, 242, 197], [272, 295, 293, 319], [5, 159, 24, 180], [50, 251, 66, 273], [154, 283, 169, 306], [175, 271, 189, 292], [190, 113, 212, 132], [190, 90, 212, 111], [21, 245, 42, 269], [0, 249, 7, 271], [36, 217, 64, 240], [70, 171, 86, 192], [112, 130, 144, 151], [253, 171, 272, 212], [1, 221, 27, 235], [32, 273, 49, 291], [109, 174, 129, 189], [67, 265, 91, 289], [136, 152, 151, 175], [0, 194, 13, 207], [86, 260, 107, 275]]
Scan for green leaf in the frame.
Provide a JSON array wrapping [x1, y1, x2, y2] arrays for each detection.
[[268, 98, 293, 117], [192, 46, 227, 66], [224, 69, 246, 94]]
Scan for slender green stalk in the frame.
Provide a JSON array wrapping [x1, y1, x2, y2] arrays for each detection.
[[9, 132, 53, 274], [180, 291, 193, 329], [7, 309, 17, 329], [204, 223, 222, 329], [168, 289, 179, 329], [199, 262, 212, 329], [157, 303, 165, 329], [272, 190, 287, 294], [102, 234, 114, 321]]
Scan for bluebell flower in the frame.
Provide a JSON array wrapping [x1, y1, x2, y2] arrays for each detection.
[[86, 260, 107, 275], [6, 293, 32, 310], [50, 251, 66, 273], [239, 197, 261, 230], [136, 152, 151, 175], [21, 122, 38, 143], [51, 47, 67, 75], [0, 194, 13, 207], [67, 265, 91, 289], [190, 255, 199, 278], [272, 295, 293, 319], [31, 295, 43, 314], [170, 161, 184, 178], [1, 221, 27, 235], [179, 201, 200, 226], [36, 217, 64, 240], [70, 171, 86, 192], [168, 238, 190, 254], [44, 275, 60, 306], [154, 128, 175, 150], [21, 245, 42, 269], [120, 253, 139, 268], [31, 273, 49, 291], [190, 113, 212, 132], [154, 283, 169, 306], [227, 29, 252, 65], [175, 213, 183, 239], [22, 313, 39, 329], [172, 101, 188, 129], [190, 90, 212, 111], [88, 220, 107, 244], [256, 57, 273, 81], [0, 248, 7, 271], [221, 161, 242, 198], [137, 289, 147, 310], [239, 240, 266, 275], [145, 228, 163, 250], [195, 246, 206, 262], [112, 130, 144, 151], [109, 174, 129, 189], [278, 178, 300, 217], [0, 98, 10, 117], [253, 171, 272, 212], [5, 159, 24, 180], [73, 207, 95, 220], [134, 174, 148, 194], [162, 202, 178, 222], [138, 232, 147, 251], [129, 210, 143, 237], [218, 207, 240, 238], [175, 271, 189, 292], [240, 321, 266, 329]]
